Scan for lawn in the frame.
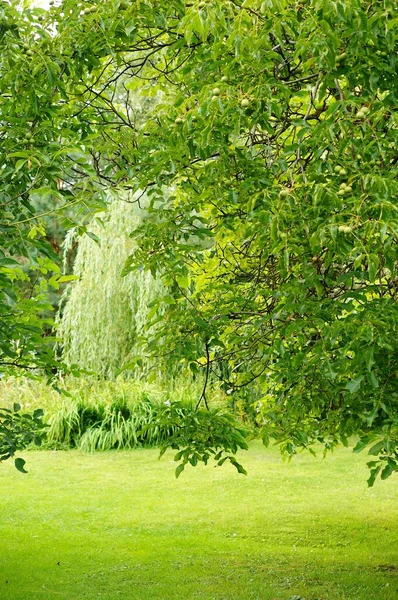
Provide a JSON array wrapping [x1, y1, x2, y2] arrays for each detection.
[[0, 442, 397, 600]]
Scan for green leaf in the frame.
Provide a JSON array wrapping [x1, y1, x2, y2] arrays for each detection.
[[345, 376, 363, 394], [368, 441, 384, 456], [367, 254, 379, 283], [367, 465, 381, 487], [58, 275, 79, 283], [381, 464, 394, 480], [14, 458, 28, 474], [175, 463, 185, 479]]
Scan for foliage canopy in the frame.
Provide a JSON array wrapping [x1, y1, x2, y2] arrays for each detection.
[[0, 0, 397, 482]]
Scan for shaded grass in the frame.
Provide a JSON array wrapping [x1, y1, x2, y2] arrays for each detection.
[[0, 442, 397, 600]]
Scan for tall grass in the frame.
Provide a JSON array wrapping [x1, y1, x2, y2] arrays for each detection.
[[0, 376, 228, 451]]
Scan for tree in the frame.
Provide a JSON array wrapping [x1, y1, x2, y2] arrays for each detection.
[[1, 0, 397, 483], [58, 198, 163, 378], [0, 0, 100, 465]]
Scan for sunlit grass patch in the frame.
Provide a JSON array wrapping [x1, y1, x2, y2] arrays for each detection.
[[0, 442, 396, 600]]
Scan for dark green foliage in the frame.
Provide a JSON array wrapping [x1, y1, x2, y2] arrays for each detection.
[[155, 402, 250, 478], [0, 403, 47, 471]]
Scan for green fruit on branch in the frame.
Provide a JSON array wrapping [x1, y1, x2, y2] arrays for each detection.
[[221, 75, 228, 82], [175, 117, 183, 125], [338, 225, 353, 233], [212, 88, 220, 96], [241, 98, 250, 107]]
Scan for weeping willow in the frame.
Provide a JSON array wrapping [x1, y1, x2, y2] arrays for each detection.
[[58, 198, 163, 378]]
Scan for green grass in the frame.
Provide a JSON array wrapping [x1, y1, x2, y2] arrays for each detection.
[[0, 443, 397, 600]]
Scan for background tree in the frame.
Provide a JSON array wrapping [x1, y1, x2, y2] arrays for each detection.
[[58, 198, 163, 378]]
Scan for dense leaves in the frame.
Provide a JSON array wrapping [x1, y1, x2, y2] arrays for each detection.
[[0, 1, 397, 482], [154, 402, 249, 478]]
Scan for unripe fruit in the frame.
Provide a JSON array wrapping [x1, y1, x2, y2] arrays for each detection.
[[212, 87, 220, 96], [338, 225, 353, 233], [175, 117, 183, 125], [241, 98, 250, 107], [356, 110, 365, 119], [334, 165, 342, 173], [361, 106, 370, 114], [344, 186, 353, 193], [198, 1, 206, 7], [279, 188, 289, 198], [339, 168, 347, 176], [25, 132, 32, 140], [337, 52, 347, 61], [221, 75, 228, 82], [337, 189, 346, 196], [211, 95, 219, 102], [26, 49, 33, 56]]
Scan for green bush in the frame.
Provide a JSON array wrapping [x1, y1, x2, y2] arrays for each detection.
[[0, 376, 230, 452]]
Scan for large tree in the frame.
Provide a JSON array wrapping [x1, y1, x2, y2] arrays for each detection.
[[1, 0, 397, 482]]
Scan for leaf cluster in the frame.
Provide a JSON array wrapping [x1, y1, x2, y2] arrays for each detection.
[[0, 403, 47, 472]]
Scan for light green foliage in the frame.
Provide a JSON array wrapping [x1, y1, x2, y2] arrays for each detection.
[[0, 445, 397, 600], [58, 200, 163, 378]]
